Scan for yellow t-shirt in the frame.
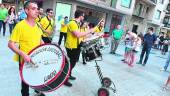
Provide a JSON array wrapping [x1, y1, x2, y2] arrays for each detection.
[[79, 28, 86, 43], [40, 16, 54, 37], [60, 20, 68, 33], [35, 15, 42, 23], [65, 19, 80, 48], [94, 26, 104, 33], [10, 20, 43, 62]]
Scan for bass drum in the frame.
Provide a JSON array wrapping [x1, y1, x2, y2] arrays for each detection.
[[20, 44, 70, 92]]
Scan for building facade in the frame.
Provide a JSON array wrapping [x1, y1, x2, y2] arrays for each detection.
[[42, 0, 136, 33], [126, 0, 169, 35], [162, 2, 170, 35]]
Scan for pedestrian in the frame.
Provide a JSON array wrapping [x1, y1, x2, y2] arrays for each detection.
[[64, 10, 94, 87], [7, 6, 17, 34], [159, 32, 164, 50], [162, 34, 169, 55], [40, 8, 55, 43], [58, 16, 68, 46], [0, 3, 8, 36], [8, 1, 45, 96], [160, 51, 170, 71], [18, 7, 27, 21], [137, 27, 157, 66], [110, 25, 124, 54]]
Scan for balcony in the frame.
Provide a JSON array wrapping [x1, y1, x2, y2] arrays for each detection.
[[141, 0, 157, 6]]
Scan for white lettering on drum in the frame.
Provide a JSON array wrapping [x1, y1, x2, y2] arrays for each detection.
[[31, 47, 62, 59], [44, 70, 57, 83]]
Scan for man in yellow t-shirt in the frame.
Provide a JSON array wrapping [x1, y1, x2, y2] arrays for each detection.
[[58, 16, 68, 46], [40, 8, 54, 43], [94, 19, 105, 33], [35, 7, 44, 23], [64, 10, 93, 87], [8, 1, 44, 96]]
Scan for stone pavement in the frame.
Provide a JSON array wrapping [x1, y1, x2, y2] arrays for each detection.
[[1, 33, 170, 96]]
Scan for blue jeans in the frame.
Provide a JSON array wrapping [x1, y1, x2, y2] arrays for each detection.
[[9, 23, 15, 34], [164, 51, 170, 71], [139, 45, 151, 65], [0, 20, 6, 36]]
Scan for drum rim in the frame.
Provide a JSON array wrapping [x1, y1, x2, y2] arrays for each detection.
[[20, 43, 66, 88], [35, 56, 70, 93]]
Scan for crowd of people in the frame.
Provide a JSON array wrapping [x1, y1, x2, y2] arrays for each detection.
[[0, 1, 169, 96]]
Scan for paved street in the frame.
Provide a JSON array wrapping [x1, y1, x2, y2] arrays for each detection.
[[1, 32, 170, 96]]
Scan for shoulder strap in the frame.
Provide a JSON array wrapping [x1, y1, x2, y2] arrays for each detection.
[[45, 16, 53, 30]]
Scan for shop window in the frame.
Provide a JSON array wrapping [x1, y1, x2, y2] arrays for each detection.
[[155, 10, 161, 20], [121, 0, 132, 8]]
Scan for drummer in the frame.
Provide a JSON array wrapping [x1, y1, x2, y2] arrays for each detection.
[[64, 10, 94, 87], [93, 19, 105, 34], [78, 21, 89, 64], [8, 1, 45, 96]]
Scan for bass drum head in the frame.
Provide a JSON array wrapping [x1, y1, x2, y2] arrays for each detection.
[[20, 44, 65, 87]]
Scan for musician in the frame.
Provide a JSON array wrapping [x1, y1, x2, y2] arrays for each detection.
[[94, 19, 105, 33], [8, 1, 45, 96], [64, 10, 93, 87], [36, 7, 44, 23], [58, 16, 68, 46], [40, 8, 55, 43], [78, 21, 89, 64]]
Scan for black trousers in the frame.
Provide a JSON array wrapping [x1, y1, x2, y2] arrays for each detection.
[[58, 32, 67, 46], [66, 48, 81, 75], [19, 62, 29, 96], [42, 36, 52, 43]]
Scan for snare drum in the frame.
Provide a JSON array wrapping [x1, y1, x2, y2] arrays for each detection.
[[20, 44, 70, 92], [82, 44, 102, 62]]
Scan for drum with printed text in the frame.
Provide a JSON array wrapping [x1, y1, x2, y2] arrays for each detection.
[[20, 44, 70, 92]]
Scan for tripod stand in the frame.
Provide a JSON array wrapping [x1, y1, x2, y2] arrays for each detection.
[[95, 60, 117, 96]]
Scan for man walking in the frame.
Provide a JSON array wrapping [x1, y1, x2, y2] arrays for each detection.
[[110, 25, 124, 54], [137, 27, 156, 66], [0, 4, 8, 36]]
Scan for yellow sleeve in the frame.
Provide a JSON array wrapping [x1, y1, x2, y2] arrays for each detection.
[[94, 26, 99, 33], [68, 21, 78, 32], [10, 24, 21, 43]]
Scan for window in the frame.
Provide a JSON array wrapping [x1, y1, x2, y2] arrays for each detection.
[[155, 10, 161, 20], [159, 0, 164, 4], [134, 4, 142, 16], [167, 4, 170, 11], [121, 0, 132, 8]]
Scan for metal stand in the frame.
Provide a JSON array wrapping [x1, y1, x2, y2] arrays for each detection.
[[95, 59, 117, 96]]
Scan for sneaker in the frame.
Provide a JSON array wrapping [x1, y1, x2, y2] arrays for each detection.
[[69, 75, 76, 80], [64, 81, 72, 87], [34, 90, 45, 96]]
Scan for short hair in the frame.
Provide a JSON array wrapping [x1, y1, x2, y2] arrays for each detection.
[[64, 16, 68, 19], [74, 10, 84, 18], [24, 1, 37, 9], [148, 27, 153, 31], [46, 8, 53, 13]]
